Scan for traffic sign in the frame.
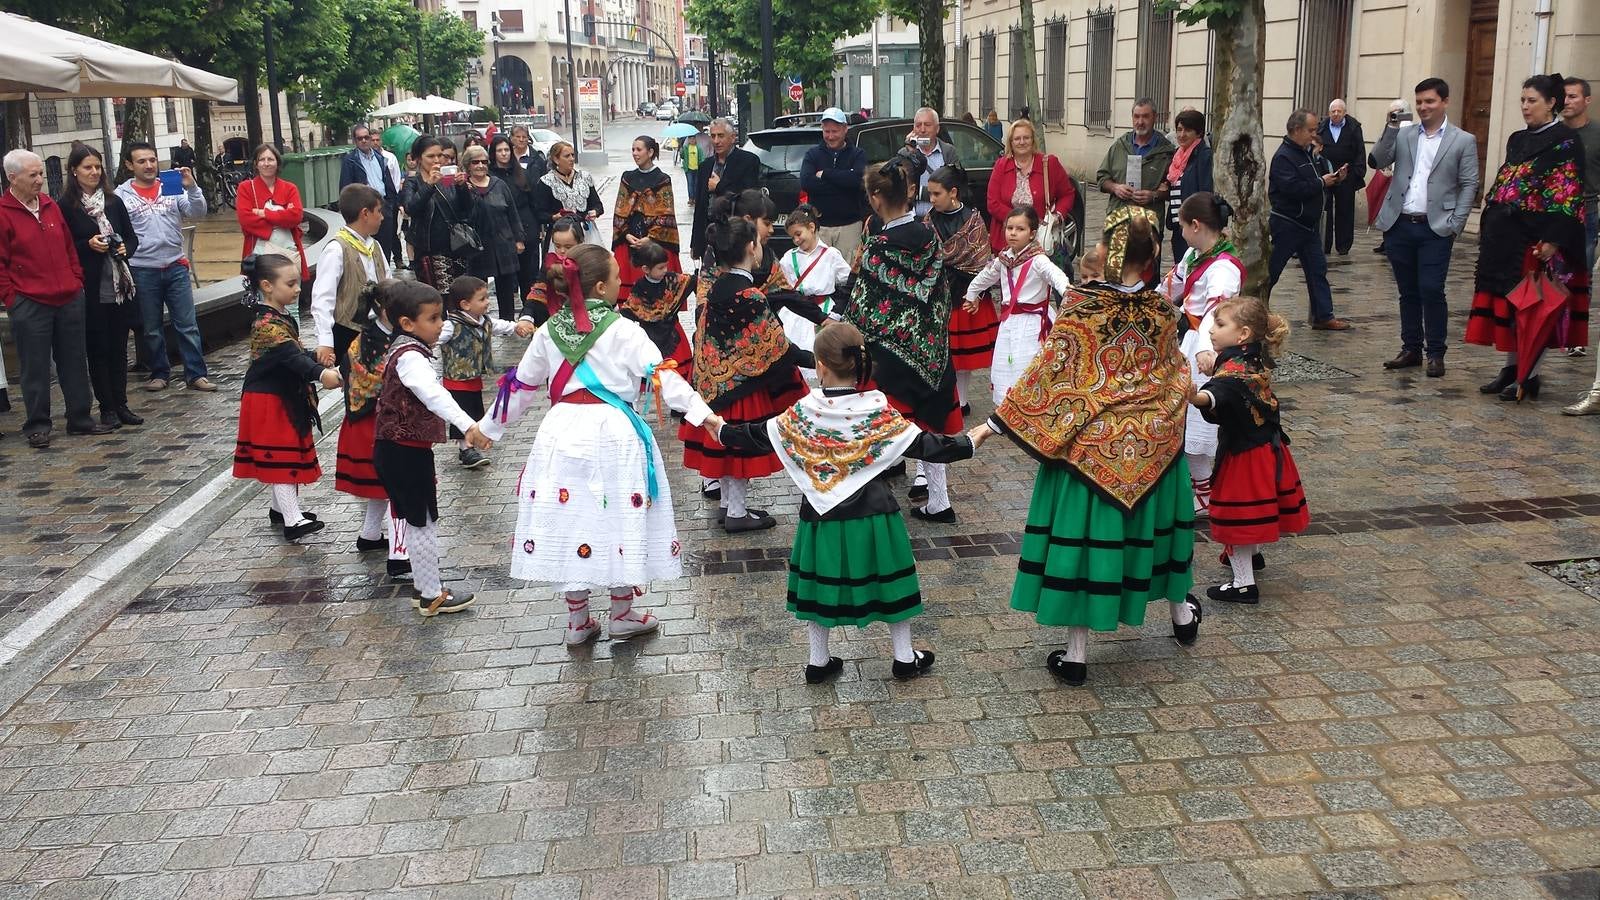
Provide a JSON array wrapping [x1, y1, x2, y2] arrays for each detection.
[[682, 65, 699, 86], [674, 82, 687, 98], [788, 82, 804, 102]]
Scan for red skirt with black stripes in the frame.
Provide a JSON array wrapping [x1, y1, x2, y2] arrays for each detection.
[[335, 414, 386, 499], [1465, 253, 1591, 351], [234, 392, 320, 485], [1208, 443, 1309, 546], [949, 300, 999, 371], [679, 370, 808, 479]]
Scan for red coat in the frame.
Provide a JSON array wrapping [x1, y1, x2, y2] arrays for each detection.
[[0, 191, 83, 308], [237, 176, 309, 280], [986, 154, 1074, 253]]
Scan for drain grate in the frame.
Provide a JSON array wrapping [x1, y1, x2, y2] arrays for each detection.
[[1273, 351, 1355, 383]]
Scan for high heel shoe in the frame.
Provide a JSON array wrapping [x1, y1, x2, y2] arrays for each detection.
[[1479, 366, 1516, 395], [1499, 375, 1540, 402]]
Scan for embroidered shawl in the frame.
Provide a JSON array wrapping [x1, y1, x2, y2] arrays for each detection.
[[1202, 342, 1283, 455], [995, 282, 1190, 511], [547, 299, 622, 365], [766, 389, 922, 516], [345, 319, 395, 420], [621, 271, 692, 323], [928, 205, 993, 275], [843, 223, 951, 390], [692, 271, 793, 406], [696, 246, 787, 308], [613, 168, 679, 250], [247, 305, 321, 434], [1476, 123, 1590, 296]]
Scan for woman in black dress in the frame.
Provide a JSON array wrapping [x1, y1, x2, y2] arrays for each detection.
[[458, 143, 526, 320]]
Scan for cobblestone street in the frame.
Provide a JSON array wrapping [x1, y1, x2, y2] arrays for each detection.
[[2, 170, 1600, 899]]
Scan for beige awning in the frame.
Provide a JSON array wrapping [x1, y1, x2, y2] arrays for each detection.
[[0, 12, 238, 101]]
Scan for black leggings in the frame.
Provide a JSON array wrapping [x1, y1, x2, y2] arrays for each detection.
[[85, 301, 133, 413], [493, 272, 520, 321]]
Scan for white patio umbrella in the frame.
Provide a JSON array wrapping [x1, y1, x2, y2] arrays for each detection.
[[0, 12, 238, 101], [0, 48, 82, 95], [370, 94, 482, 118]]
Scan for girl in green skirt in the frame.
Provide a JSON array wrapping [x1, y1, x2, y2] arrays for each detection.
[[971, 213, 1202, 686], [703, 322, 986, 684]]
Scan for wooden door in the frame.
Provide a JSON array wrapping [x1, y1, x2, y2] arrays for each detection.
[[1460, 17, 1496, 203]]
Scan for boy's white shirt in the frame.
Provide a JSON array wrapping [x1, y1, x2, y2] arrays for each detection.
[[310, 226, 380, 348]]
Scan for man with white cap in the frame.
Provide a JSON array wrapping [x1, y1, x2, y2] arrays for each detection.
[[800, 108, 868, 260]]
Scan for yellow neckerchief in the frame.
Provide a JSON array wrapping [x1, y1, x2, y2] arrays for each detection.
[[336, 227, 375, 257]]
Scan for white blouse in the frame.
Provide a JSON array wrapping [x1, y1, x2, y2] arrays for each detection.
[[965, 248, 1072, 307], [778, 243, 851, 296]]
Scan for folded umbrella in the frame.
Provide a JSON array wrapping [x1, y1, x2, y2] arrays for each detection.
[[1365, 170, 1391, 228], [1506, 268, 1572, 399]]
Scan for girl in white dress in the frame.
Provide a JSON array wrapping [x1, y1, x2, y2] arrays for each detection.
[[778, 204, 852, 381], [480, 244, 713, 647], [1157, 192, 1244, 515], [964, 206, 1072, 405]]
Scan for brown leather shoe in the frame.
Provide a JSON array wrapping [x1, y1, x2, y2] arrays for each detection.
[[1383, 350, 1423, 370], [1310, 318, 1352, 331], [1425, 356, 1445, 378]]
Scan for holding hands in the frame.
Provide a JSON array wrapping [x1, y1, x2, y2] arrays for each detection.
[[464, 424, 494, 451], [513, 321, 538, 339], [967, 422, 994, 449], [702, 413, 726, 441], [319, 368, 344, 390]]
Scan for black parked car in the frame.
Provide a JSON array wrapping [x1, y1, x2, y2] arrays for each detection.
[[744, 116, 1008, 252]]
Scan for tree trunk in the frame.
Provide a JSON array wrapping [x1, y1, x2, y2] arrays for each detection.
[[242, 67, 264, 150], [1211, 0, 1271, 296], [285, 89, 305, 153], [1018, 0, 1043, 152], [917, 0, 943, 113], [123, 98, 155, 147], [3, 100, 32, 153], [191, 98, 218, 201]]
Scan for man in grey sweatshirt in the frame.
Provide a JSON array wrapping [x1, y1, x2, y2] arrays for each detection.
[[114, 141, 213, 391]]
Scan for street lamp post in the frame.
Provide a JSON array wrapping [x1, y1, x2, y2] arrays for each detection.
[[562, 0, 579, 147]]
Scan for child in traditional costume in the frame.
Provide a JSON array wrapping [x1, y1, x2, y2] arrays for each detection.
[[618, 239, 695, 378], [925, 166, 995, 412], [838, 156, 963, 522], [233, 255, 343, 541], [613, 136, 681, 300], [972, 220, 1200, 687], [478, 244, 713, 646], [372, 281, 492, 616], [683, 199, 824, 532], [1189, 297, 1310, 604], [1158, 192, 1244, 516], [706, 321, 979, 682], [518, 218, 585, 327], [439, 276, 533, 469], [777, 204, 852, 381], [965, 206, 1072, 406]]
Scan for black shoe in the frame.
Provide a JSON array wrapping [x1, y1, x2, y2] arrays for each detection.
[[1479, 366, 1516, 395], [1383, 350, 1422, 370], [910, 505, 956, 524], [891, 649, 935, 681], [1173, 597, 1202, 646], [387, 558, 414, 581], [1500, 376, 1539, 401], [961, 403, 972, 416], [284, 518, 326, 541], [907, 474, 929, 503], [1206, 582, 1261, 604], [1371, 243, 1387, 254], [701, 481, 721, 500], [356, 537, 389, 553], [805, 657, 844, 684], [99, 411, 123, 429], [66, 422, 116, 436], [1046, 650, 1087, 686], [26, 431, 49, 450], [716, 507, 766, 524], [114, 407, 144, 426], [269, 510, 320, 526], [1425, 357, 1446, 378], [724, 511, 777, 533], [459, 447, 490, 469], [1218, 551, 1267, 571]]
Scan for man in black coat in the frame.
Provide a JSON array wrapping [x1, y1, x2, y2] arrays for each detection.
[[1316, 99, 1367, 256], [339, 124, 401, 265], [1268, 109, 1350, 330], [689, 118, 760, 261]]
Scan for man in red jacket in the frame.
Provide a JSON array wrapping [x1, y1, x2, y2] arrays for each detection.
[[0, 149, 113, 448]]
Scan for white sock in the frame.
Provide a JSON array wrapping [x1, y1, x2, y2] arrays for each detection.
[[923, 462, 950, 514], [360, 499, 386, 542], [1505, 351, 1518, 368], [914, 459, 927, 483], [1230, 543, 1258, 588], [1188, 451, 1214, 511], [411, 519, 441, 597], [271, 485, 304, 525], [458, 438, 469, 451], [1063, 626, 1089, 663], [1170, 597, 1195, 626], [956, 371, 970, 406], [610, 587, 647, 622], [723, 477, 748, 518], [807, 622, 831, 666], [565, 590, 591, 629], [388, 505, 409, 561], [888, 621, 915, 663]]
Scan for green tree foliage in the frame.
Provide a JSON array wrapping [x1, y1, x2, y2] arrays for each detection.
[[304, 0, 416, 137], [686, 0, 879, 98], [400, 10, 486, 99]]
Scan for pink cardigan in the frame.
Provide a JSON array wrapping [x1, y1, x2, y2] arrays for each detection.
[[985, 154, 1074, 253], [236, 176, 309, 280]]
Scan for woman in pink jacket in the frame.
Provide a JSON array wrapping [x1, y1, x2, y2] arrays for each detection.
[[236, 143, 308, 281], [985, 118, 1074, 255]]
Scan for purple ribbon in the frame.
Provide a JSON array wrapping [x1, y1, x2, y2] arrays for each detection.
[[491, 366, 538, 422]]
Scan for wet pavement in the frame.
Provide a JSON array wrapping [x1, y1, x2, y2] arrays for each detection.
[[1, 161, 1600, 898]]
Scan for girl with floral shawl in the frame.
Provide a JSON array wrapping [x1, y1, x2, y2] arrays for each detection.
[[971, 217, 1200, 687], [613, 137, 681, 299]]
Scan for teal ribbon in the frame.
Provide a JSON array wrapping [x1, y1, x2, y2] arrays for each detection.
[[574, 360, 661, 500]]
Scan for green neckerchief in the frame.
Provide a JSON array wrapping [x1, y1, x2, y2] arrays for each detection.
[[1192, 238, 1237, 266], [545, 299, 621, 364]]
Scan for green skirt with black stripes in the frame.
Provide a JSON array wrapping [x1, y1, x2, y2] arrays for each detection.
[[788, 513, 923, 627], [1010, 458, 1196, 631]]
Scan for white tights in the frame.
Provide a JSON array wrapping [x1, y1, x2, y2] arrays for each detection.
[[270, 485, 305, 525], [1061, 600, 1194, 665], [721, 477, 749, 518], [1229, 543, 1258, 588], [922, 462, 950, 514], [410, 519, 441, 597], [1188, 452, 1214, 510], [804, 621, 915, 665]]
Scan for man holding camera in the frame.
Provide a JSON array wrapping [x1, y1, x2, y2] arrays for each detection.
[[907, 108, 956, 217], [1370, 78, 1478, 377]]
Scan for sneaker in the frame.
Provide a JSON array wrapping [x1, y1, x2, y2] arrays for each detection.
[[387, 559, 414, 581], [144, 378, 169, 392], [1173, 596, 1202, 646], [891, 649, 935, 681], [1045, 650, 1087, 686], [608, 612, 659, 640], [1205, 582, 1261, 604], [187, 377, 218, 392], [459, 447, 490, 469], [1568, 347, 1588, 358], [414, 589, 475, 617], [564, 616, 602, 645], [804, 657, 844, 684]]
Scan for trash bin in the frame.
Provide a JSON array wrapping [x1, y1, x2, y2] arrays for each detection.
[[281, 146, 352, 210]]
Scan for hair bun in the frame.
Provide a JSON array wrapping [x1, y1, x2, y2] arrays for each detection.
[[1213, 195, 1234, 228]]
